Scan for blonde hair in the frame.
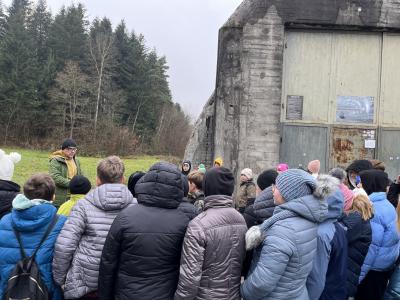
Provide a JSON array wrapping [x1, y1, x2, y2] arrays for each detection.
[[97, 156, 125, 184], [348, 193, 374, 221]]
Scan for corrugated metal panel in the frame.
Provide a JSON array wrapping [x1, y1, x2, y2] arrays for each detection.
[[331, 33, 381, 125], [331, 128, 375, 169], [283, 31, 332, 122], [280, 125, 327, 171], [381, 34, 400, 126], [378, 130, 400, 180]]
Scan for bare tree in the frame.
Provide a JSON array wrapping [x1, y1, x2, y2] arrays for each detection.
[[49, 61, 90, 138], [89, 18, 114, 136]]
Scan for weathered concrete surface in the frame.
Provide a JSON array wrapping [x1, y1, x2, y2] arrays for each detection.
[[185, 0, 400, 179]]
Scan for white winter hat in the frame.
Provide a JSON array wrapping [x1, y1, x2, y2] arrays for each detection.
[[241, 168, 253, 180], [0, 149, 21, 181]]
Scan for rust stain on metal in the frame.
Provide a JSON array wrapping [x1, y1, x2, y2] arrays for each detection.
[[332, 128, 375, 167]]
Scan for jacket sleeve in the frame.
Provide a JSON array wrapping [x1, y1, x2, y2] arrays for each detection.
[[387, 182, 400, 208], [52, 201, 86, 285], [306, 234, 331, 300], [98, 215, 123, 300], [241, 233, 295, 300], [174, 221, 206, 300], [49, 158, 70, 188]]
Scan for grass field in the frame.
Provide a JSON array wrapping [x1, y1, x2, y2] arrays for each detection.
[[2, 147, 170, 186]]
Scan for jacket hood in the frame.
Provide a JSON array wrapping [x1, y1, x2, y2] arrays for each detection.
[[85, 183, 136, 211], [324, 189, 344, 221], [135, 162, 184, 209], [369, 192, 387, 203], [0, 179, 20, 192], [204, 194, 234, 210], [245, 175, 337, 250], [256, 186, 273, 203], [11, 203, 56, 232], [49, 150, 70, 163]]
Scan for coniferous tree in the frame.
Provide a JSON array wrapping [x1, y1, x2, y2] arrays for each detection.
[[0, 0, 37, 144]]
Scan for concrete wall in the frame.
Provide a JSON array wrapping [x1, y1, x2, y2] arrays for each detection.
[[185, 0, 400, 179]]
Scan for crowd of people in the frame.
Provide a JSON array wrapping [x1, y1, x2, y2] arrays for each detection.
[[1, 139, 400, 300]]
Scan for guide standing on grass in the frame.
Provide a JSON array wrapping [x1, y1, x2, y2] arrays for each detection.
[[49, 138, 82, 208]]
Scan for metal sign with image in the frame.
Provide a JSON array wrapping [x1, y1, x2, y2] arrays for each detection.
[[336, 96, 374, 123]]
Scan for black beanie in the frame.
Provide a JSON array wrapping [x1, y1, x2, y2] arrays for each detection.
[[69, 175, 91, 195], [257, 169, 278, 190], [203, 167, 235, 197], [127, 171, 145, 197], [181, 174, 189, 197], [359, 169, 389, 196], [62, 138, 77, 150]]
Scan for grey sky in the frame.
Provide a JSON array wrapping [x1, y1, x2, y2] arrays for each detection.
[[3, 0, 243, 118]]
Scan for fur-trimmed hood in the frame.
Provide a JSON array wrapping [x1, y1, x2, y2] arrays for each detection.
[[245, 174, 340, 250]]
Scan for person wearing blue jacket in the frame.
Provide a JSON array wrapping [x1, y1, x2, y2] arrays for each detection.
[[0, 173, 66, 300], [306, 180, 347, 300], [355, 170, 400, 300], [241, 169, 337, 300]]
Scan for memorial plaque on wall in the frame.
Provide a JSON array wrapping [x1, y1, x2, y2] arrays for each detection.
[[336, 96, 374, 123], [286, 95, 303, 120]]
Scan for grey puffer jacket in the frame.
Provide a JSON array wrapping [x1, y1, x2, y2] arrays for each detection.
[[241, 177, 335, 300], [53, 184, 136, 299], [253, 186, 275, 223], [174, 195, 247, 300]]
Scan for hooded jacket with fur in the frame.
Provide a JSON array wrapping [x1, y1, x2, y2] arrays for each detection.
[[240, 175, 338, 300], [52, 184, 136, 299]]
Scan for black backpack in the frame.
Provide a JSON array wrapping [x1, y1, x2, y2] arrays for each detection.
[[3, 214, 59, 300]]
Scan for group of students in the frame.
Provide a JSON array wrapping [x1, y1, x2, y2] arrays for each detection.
[[1, 147, 400, 300]]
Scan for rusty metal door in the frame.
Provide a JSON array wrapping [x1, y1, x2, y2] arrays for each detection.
[[331, 128, 375, 169], [280, 125, 328, 171], [378, 130, 400, 180]]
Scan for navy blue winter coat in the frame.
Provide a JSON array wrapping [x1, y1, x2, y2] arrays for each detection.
[[307, 189, 348, 300], [360, 192, 399, 281], [252, 186, 275, 223], [339, 212, 372, 297], [0, 203, 66, 300]]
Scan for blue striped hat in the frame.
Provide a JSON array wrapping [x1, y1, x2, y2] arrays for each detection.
[[275, 169, 316, 202]]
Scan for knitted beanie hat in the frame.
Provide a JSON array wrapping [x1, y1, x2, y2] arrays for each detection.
[[257, 169, 278, 190], [308, 160, 321, 175], [203, 167, 234, 197], [69, 175, 91, 195], [214, 157, 223, 167], [340, 183, 354, 212], [277, 163, 289, 172], [198, 164, 206, 174], [0, 149, 21, 181], [275, 169, 317, 202], [241, 168, 253, 180]]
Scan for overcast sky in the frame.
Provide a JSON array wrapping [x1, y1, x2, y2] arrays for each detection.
[[3, 0, 243, 118]]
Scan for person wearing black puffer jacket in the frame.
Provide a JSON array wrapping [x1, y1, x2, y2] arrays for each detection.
[[0, 150, 21, 219], [339, 188, 373, 298], [252, 169, 278, 223], [98, 162, 192, 300]]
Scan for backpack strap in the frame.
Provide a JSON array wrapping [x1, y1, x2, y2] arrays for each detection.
[[12, 227, 27, 259], [12, 214, 59, 260], [31, 214, 59, 258]]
